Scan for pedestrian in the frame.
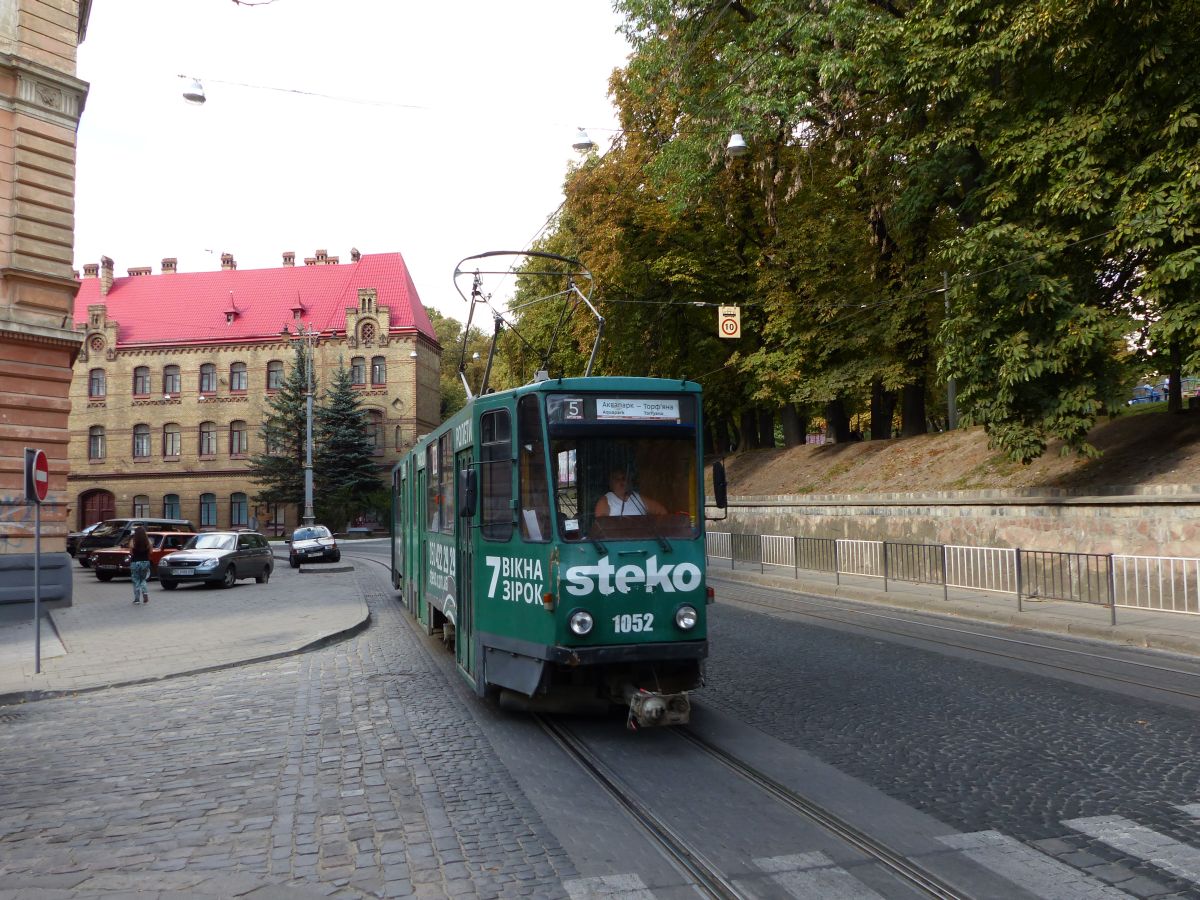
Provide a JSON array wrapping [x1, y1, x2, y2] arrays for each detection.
[[129, 525, 152, 605]]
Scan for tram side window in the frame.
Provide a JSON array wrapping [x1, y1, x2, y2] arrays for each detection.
[[439, 433, 454, 533], [426, 444, 440, 530], [518, 395, 551, 542], [480, 409, 513, 541]]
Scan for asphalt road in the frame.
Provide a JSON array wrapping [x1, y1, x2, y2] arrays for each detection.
[[3, 542, 1200, 898]]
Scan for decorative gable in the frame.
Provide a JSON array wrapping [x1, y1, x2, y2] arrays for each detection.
[[77, 304, 120, 362], [344, 287, 391, 349]]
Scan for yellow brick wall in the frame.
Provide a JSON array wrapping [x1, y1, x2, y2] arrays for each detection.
[[66, 319, 441, 533]]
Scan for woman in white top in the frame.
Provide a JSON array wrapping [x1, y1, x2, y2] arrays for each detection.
[[594, 468, 667, 518]]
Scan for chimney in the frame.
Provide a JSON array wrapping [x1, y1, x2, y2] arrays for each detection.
[[304, 257, 317, 266], [162, 257, 177, 274], [350, 247, 361, 262], [220, 252, 236, 271], [282, 251, 295, 267], [315, 249, 328, 264], [327, 255, 339, 265], [82, 263, 99, 278], [99, 256, 113, 296], [127, 266, 152, 277]]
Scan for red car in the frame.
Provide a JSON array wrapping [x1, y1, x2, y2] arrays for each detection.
[[89, 531, 198, 582]]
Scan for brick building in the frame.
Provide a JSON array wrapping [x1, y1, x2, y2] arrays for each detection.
[[0, 1, 91, 604], [68, 249, 441, 534]]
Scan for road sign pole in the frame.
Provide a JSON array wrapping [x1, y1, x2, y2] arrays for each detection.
[[34, 499, 41, 674]]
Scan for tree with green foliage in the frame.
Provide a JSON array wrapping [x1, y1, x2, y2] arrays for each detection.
[[427, 308, 492, 421], [314, 363, 385, 529], [248, 344, 309, 510]]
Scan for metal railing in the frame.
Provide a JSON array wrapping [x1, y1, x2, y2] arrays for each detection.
[[706, 531, 1200, 622]]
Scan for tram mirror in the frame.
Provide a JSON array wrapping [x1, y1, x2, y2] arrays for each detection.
[[712, 461, 728, 509], [458, 469, 477, 518]]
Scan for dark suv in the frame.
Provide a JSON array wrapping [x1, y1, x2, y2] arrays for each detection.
[[76, 517, 196, 567]]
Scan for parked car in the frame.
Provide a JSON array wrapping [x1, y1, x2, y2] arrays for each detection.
[[66, 522, 102, 557], [288, 525, 340, 567], [88, 531, 198, 581], [1128, 385, 1164, 405], [76, 517, 196, 567], [157, 531, 273, 590]]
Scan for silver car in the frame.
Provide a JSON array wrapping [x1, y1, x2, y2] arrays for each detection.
[[158, 531, 273, 590]]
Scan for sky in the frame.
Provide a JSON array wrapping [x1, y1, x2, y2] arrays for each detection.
[[73, 0, 631, 322]]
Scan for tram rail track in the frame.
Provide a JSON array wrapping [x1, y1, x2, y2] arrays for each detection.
[[536, 712, 971, 900], [717, 580, 1200, 702]]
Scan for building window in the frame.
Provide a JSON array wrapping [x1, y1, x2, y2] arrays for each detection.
[[351, 357, 366, 385], [88, 426, 105, 460], [199, 363, 217, 394], [367, 410, 383, 454], [163, 493, 181, 519], [231, 492, 248, 528], [267, 360, 284, 390], [230, 361, 247, 392], [371, 356, 386, 385], [164, 365, 181, 396], [132, 494, 150, 517], [230, 420, 249, 456], [133, 366, 150, 396], [199, 421, 217, 456], [200, 493, 217, 527], [132, 423, 151, 458], [88, 368, 106, 398], [163, 423, 181, 457]]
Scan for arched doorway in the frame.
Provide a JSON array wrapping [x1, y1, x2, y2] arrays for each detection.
[[79, 489, 115, 528]]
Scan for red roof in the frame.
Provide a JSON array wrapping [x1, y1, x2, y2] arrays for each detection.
[[74, 252, 436, 346]]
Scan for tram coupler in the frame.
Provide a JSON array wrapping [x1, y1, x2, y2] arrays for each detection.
[[624, 686, 690, 730]]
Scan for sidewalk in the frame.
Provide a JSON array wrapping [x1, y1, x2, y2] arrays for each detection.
[[0, 554, 369, 706], [708, 562, 1200, 658]]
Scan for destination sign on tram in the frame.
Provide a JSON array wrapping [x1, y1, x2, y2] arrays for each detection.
[[547, 395, 692, 425]]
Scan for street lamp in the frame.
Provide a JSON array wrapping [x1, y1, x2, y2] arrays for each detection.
[[281, 322, 319, 526]]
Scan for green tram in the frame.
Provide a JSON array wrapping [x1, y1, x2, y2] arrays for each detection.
[[390, 374, 726, 727]]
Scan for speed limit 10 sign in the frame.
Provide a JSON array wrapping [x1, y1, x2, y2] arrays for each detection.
[[718, 305, 741, 339]]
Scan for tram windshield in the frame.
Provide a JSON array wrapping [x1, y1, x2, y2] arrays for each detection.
[[544, 394, 699, 542]]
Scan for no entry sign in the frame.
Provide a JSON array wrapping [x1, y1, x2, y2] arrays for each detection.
[[24, 447, 48, 504]]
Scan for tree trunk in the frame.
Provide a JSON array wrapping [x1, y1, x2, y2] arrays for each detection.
[[781, 403, 807, 447], [870, 380, 897, 440], [713, 418, 731, 455], [824, 399, 852, 443], [737, 409, 758, 451], [1169, 341, 1184, 414], [900, 379, 928, 437], [757, 408, 776, 449]]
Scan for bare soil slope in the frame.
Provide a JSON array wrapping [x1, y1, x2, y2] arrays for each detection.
[[723, 410, 1200, 497]]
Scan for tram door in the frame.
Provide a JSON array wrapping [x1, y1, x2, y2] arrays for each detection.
[[454, 446, 475, 680], [416, 464, 430, 632]]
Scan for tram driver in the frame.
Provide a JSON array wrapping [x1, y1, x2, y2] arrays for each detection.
[[594, 467, 667, 518]]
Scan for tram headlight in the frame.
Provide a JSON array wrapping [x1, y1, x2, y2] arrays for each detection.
[[674, 605, 698, 631], [568, 610, 594, 636]]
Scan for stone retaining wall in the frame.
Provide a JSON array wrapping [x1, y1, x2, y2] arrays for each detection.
[[723, 490, 1200, 558]]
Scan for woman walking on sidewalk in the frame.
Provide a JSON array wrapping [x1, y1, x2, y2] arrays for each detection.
[[129, 526, 152, 605]]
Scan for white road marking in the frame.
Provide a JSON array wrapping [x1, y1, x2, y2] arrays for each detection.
[[937, 830, 1128, 898], [563, 873, 656, 899], [754, 852, 885, 899], [1066, 814, 1200, 883]]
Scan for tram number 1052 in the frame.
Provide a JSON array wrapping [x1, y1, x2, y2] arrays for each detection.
[[612, 613, 654, 634]]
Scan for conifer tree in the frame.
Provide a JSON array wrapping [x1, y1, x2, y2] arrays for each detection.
[[249, 345, 309, 511], [314, 363, 384, 528]]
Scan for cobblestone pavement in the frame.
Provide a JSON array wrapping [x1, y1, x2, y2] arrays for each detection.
[[0, 563, 576, 898], [701, 596, 1200, 898]]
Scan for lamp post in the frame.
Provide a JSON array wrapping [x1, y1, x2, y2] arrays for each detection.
[[281, 323, 319, 526]]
